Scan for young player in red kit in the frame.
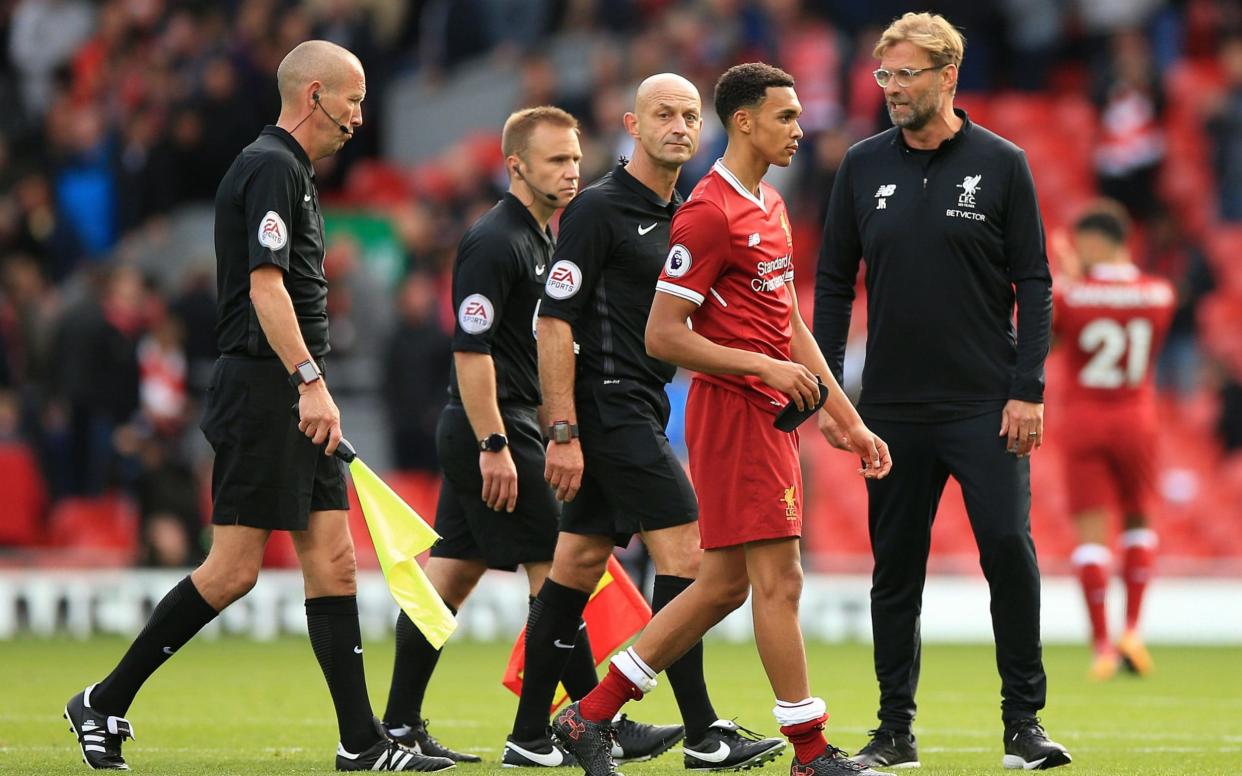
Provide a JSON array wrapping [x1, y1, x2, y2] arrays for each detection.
[[551, 62, 893, 776], [1052, 202, 1175, 681]]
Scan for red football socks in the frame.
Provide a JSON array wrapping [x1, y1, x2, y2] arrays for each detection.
[[1123, 541, 1155, 632], [780, 715, 828, 764], [578, 663, 642, 723], [1077, 560, 1111, 652]]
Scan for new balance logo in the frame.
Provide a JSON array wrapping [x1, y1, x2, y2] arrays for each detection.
[[875, 184, 896, 210], [747, 233, 761, 247]]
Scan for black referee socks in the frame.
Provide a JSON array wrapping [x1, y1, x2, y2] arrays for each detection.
[[654, 574, 717, 745], [305, 595, 381, 752], [559, 620, 599, 701], [382, 604, 456, 727], [513, 580, 591, 740], [91, 575, 218, 716]]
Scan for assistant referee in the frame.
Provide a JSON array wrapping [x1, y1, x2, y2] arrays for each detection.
[[65, 41, 449, 773], [813, 13, 1069, 772]]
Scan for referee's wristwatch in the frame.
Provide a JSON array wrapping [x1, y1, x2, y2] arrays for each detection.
[[479, 433, 508, 453], [547, 420, 579, 444], [288, 359, 322, 389]]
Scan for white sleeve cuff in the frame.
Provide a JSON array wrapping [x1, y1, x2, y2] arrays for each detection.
[[656, 281, 705, 306]]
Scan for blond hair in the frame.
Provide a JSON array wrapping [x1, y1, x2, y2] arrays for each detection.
[[501, 106, 579, 161], [873, 12, 965, 68]]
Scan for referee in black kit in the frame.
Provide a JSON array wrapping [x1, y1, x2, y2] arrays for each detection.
[[534, 74, 786, 769], [64, 41, 451, 772], [813, 14, 1071, 772], [378, 107, 676, 766]]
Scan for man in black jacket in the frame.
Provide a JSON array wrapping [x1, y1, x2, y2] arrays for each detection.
[[814, 12, 1070, 772]]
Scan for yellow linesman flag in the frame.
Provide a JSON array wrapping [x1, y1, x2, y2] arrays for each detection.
[[349, 457, 456, 649]]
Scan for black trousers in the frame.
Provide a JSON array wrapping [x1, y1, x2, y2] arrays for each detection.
[[862, 410, 1047, 728]]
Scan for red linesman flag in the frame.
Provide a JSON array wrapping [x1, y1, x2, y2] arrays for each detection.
[[502, 555, 651, 711]]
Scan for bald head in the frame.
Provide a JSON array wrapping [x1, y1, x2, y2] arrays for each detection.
[[277, 40, 364, 107], [625, 72, 702, 174], [635, 73, 700, 113]]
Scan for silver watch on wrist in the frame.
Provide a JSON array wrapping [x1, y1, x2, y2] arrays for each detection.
[[547, 420, 579, 444], [288, 359, 322, 388]]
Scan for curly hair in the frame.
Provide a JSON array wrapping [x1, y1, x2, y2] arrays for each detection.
[[713, 62, 795, 130]]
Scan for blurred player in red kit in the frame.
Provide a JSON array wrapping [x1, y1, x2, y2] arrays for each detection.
[[1053, 201, 1175, 681]]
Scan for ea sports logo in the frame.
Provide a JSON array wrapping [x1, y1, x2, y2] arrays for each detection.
[[665, 244, 691, 278], [458, 293, 494, 334], [257, 210, 287, 250], [545, 260, 582, 300]]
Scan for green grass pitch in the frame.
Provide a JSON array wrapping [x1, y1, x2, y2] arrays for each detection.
[[2, 637, 1239, 774]]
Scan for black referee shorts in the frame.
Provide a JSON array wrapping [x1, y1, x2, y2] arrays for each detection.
[[560, 379, 698, 547], [431, 402, 558, 571], [200, 356, 348, 531]]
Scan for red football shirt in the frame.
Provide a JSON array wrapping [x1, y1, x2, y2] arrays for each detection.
[[657, 160, 796, 412], [1052, 263, 1175, 408]]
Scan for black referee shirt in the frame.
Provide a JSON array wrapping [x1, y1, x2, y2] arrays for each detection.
[[213, 126, 328, 357], [814, 109, 1052, 422], [449, 194, 553, 406], [539, 163, 681, 388]]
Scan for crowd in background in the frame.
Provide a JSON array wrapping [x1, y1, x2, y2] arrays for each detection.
[[3, 0, 1242, 568]]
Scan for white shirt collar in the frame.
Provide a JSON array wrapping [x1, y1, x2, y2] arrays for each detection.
[[713, 159, 766, 212]]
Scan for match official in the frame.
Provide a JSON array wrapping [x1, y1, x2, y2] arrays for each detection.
[[65, 41, 451, 772], [813, 13, 1069, 771], [535, 73, 785, 769]]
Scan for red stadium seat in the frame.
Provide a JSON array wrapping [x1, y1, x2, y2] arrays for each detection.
[[409, 163, 457, 202], [46, 494, 138, 557], [986, 93, 1052, 142], [342, 160, 412, 207], [1205, 226, 1242, 278], [0, 443, 48, 546], [461, 131, 505, 173], [261, 531, 299, 568], [954, 92, 990, 127], [1163, 59, 1225, 126]]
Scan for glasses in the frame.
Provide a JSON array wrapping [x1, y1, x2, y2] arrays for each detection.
[[873, 63, 950, 88]]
